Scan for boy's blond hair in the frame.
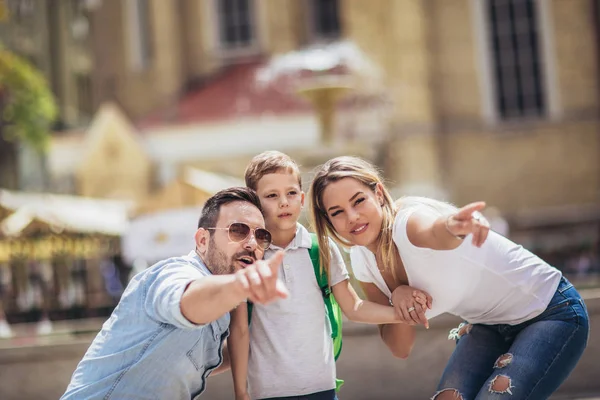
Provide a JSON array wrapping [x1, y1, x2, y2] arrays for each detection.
[[245, 151, 303, 190]]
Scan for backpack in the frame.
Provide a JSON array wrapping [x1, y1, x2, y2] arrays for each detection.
[[247, 233, 344, 390]]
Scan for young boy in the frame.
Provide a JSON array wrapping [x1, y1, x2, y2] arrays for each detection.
[[229, 151, 429, 400]]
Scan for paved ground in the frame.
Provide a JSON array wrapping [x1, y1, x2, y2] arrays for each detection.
[[0, 290, 597, 400]]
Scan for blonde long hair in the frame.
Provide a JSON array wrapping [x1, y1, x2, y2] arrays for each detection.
[[309, 156, 398, 283], [309, 157, 459, 283]]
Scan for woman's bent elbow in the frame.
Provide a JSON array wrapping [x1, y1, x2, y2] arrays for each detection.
[[380, 324, 415, 359], [391, 348, 411, 359]]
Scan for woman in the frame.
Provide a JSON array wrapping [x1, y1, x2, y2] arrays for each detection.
[[308, 156, 589, 400]]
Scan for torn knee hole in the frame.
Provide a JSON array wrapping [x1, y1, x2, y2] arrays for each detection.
[[489, 375, 513, 394], [431, 388, 464, 400], [494, 353, 513, 369]]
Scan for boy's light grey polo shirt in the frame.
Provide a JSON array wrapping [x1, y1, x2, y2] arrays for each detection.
[[248, 224, 349, 399]]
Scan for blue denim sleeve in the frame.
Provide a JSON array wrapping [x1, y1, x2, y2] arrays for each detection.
[[143, 261, 206, 329]]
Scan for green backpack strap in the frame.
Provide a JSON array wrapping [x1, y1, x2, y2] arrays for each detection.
[[308, 233, 344, 391], [247, 301, 253, 325]]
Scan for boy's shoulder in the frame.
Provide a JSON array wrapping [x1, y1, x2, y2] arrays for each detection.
[[296, 222, 312, 239]]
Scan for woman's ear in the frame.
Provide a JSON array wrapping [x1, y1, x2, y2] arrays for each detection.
[[375, 183, 385, 206]]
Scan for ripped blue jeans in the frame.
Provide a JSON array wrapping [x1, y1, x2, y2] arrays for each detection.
[[435, 277, 589, 400], [261, 389, 338, 400]]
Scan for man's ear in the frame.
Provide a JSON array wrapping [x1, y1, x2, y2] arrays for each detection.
[[195, 228, 210, 255]]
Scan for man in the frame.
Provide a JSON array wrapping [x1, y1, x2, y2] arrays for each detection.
[[61, 187, 288, 399]]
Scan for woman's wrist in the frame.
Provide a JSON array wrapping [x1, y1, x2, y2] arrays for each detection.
[[444, 215, 465, 240], [389, 284, 412, 306]]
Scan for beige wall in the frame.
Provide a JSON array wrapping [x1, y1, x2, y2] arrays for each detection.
[[344, 0, 436, 127], [436, 0, 600, 213], [552, 0, 599, 116], [445, 120, 600, 213], [180, 0, 214, 78], [116, 0, 185, 119], [90, 0, 186, 120], [262, 0, 301, 54], [431, 0, 482, 123]]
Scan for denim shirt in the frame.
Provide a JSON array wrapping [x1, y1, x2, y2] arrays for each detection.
[[61, 251, 230, 400]]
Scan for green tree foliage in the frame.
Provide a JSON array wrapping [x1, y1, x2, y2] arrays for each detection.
[[0, 44, 57, 152]]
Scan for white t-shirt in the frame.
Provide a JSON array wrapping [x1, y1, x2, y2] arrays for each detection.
[[350, 204, 561, 325], [248, 224, 349, 399]]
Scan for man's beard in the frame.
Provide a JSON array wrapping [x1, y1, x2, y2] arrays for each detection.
[[204, 236, 259, 275], [205, 236, 234, 275]]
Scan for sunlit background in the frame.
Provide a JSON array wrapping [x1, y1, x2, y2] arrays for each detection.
[[0, 0, 598, 399]]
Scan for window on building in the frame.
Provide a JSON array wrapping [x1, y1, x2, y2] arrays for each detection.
[[69, 0, 91, 42], [127, 0, 152, 70], [217, 0, 255, 50], [6, 0, 35, 23], [309, 0, 341, 40], [487, 0, 546, 120], [76, 73, 94, 119], [69, 0, 81, 17]]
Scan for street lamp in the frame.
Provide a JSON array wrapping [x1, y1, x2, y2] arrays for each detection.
[[256, 42, 382, 146], [296, 74, 352, 145]]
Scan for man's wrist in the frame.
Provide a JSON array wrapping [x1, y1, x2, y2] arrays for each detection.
[[228, 273, 250, 303]]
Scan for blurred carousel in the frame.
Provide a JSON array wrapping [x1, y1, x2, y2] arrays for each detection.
[[0, 189, 132, 337]]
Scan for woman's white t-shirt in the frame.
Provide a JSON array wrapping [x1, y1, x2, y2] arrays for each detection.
[[350, 205, 562, 325]]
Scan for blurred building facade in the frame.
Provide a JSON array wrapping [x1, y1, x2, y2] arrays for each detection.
[[343, 0, 600, 260], [0, 0, 346, 127], [0, 0, 96, 128], [1, 0, 599, 265]]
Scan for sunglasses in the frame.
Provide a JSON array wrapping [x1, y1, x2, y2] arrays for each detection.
[[207, 222, 272, 250]]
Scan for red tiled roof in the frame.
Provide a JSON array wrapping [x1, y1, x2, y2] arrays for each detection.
[[138, 61, 315, 129], [136, 61, 366, 129]]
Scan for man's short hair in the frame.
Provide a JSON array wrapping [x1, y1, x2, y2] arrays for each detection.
[[244, 151, 302, 191], [197, 187, 263, 229]]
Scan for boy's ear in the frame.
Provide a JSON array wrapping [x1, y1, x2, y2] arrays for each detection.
[[195, 228, 210, 255], [300, 191, 305, 207]]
